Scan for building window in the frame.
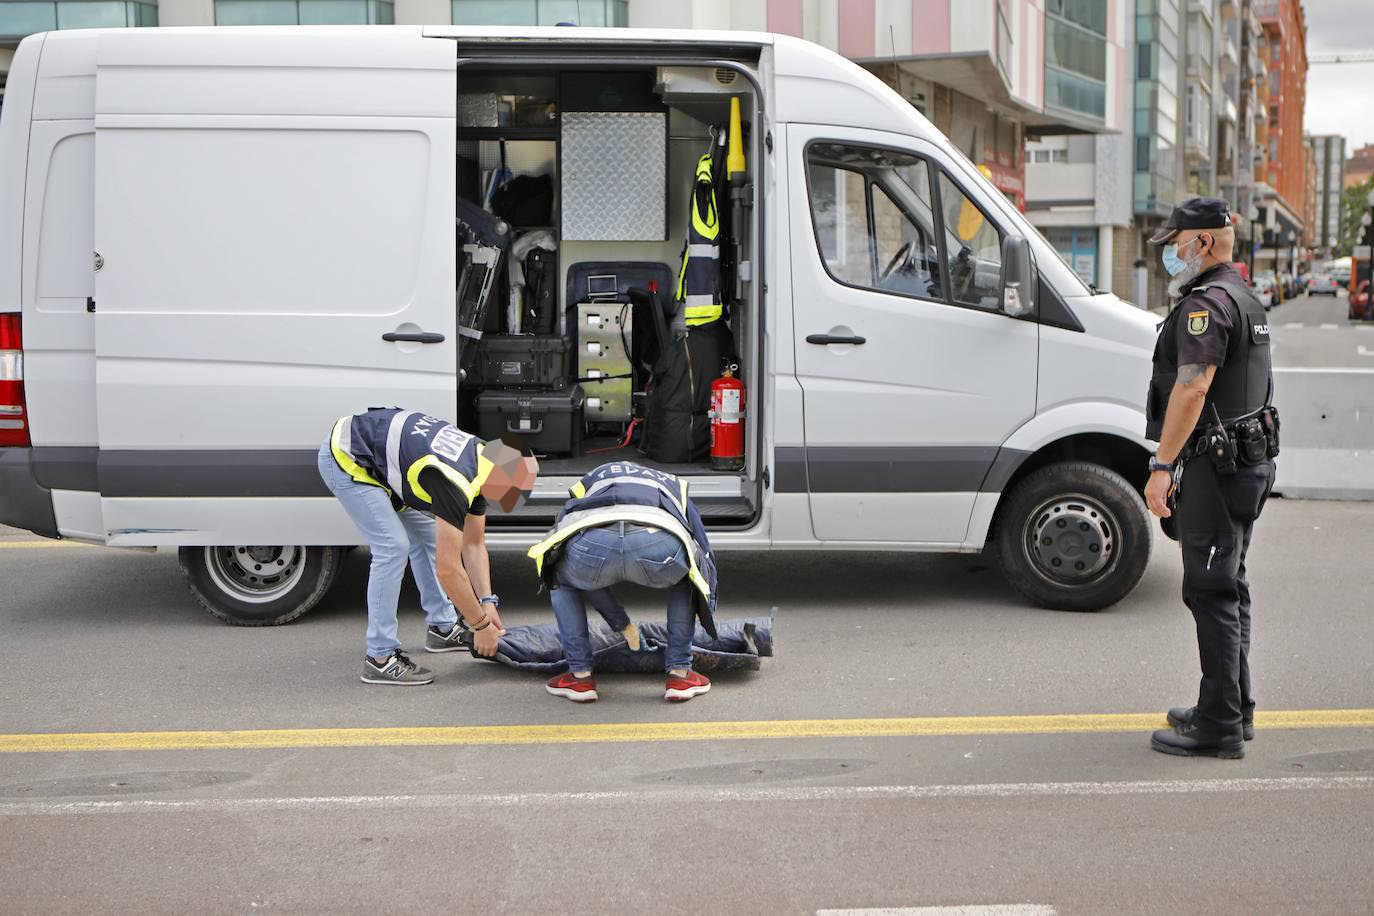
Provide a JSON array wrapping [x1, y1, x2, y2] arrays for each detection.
[[1047, 0, 1107, 36], [215, 0, 393, 25], [451, 0, 627, 26], [1052, 148, 1069, 163], [1046, 227, 1098, 286], [0, 0, 157, 36]]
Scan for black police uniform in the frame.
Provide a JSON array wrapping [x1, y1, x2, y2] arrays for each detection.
[[1147, 256, 1277, 752]]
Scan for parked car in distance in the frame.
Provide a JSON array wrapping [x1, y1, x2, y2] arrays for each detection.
[[1307, 273, 1340, 296], [1252, 276, 1276, 310]]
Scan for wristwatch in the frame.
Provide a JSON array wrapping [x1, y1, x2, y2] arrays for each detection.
[[479, 594, 500, 608], [1148, 457, 1175, 474]]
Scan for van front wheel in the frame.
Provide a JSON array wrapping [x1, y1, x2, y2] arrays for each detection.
[[179, 545, 342, 626], [993, 462, 1152, 611]]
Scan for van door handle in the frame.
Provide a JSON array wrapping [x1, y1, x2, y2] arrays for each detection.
[[806, 333, 866, 346], [382, 331, 446, 344]]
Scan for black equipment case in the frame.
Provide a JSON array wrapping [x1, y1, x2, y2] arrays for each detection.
[[476, 385, 585, 456], [472, 335, 570, 389]]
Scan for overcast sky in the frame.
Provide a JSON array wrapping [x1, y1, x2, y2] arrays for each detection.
[[1303, 0, 1374, 152]]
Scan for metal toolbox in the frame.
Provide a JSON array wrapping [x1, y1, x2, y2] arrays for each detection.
[[575, 300, 633, 422]]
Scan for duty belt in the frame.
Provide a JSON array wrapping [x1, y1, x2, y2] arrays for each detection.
[[1184, 405, 1280, 464]]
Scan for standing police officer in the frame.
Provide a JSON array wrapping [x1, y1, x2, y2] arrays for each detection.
[[1143, 198, 1279, 759]]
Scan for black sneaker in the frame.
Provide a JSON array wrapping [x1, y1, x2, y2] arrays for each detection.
[[1150, 722, 1246, 759], [425, 622, 471, 653], [1168, 705, 1255, 741], [361, 651, 434, 685]]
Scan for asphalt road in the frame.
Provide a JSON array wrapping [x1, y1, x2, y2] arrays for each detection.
[[1266, 290, 1374, 368], [2, 498, 1372, 915]]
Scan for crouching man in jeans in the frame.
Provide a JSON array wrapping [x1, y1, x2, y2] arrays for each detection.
[[528, 462, 719, 703]]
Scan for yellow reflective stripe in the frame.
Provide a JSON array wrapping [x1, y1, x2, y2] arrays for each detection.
[[683, 306, 724, 326], [570, 481, 587, 499], [691, 196, 719, 240], [330, 417, 385, 489], [690, 154, 719, 240], [406, 454, 477, 505], [678, 479, 690, 514]]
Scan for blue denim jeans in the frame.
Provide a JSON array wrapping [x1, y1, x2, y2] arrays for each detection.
[[317, 441, 458, 658], [550, 523, 695, 674]]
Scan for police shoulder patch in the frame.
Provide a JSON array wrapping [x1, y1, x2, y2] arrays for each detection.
[[1187, 309, 1210, 336]]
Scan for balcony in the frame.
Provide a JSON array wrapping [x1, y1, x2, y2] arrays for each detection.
[[1220, 95, 1239, 125], [1221, 33, 1239, 72], [1219, 0, 1238, 19], [1188, 0, 1214, 25]]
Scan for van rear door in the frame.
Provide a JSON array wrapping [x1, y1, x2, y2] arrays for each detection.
[[90, 29, 456, 545]]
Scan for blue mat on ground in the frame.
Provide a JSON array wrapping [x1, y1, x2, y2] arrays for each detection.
[[467, 616, 775, 674]]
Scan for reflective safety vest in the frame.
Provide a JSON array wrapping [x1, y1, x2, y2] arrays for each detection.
[[675, 150, 724, 328], [527, 462, 719, 635], [329, 408, 492, 514]]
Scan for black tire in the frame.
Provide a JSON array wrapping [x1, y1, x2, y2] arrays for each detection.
[[992, 461, 1152, 612], [179, 545, 343, 626]]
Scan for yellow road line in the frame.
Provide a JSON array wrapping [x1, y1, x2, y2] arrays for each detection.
[[2, 709, 1372, 754], [0, 540, 93, 549]]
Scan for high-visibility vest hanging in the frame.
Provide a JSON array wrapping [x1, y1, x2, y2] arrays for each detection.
[[330, 408, 493, 513], [676, 149, 724, 328]]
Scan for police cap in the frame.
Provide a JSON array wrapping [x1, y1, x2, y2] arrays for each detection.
[[1148, 197, 1233, 246]]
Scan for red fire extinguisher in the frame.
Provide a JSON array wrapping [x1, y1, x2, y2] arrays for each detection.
[[709, 363, 746, 471]]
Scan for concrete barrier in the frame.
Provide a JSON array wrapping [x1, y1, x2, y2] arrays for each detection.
[[1272, 368, 1374, 500]]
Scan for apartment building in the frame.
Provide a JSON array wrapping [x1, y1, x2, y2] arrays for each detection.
[[1252, 0, 1306, 276], [1305, 135, 1343, 256], [1347, 144, 1374, 189]]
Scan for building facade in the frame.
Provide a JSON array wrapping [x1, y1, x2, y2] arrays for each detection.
[[1347, 143, 1374, 189], [1022, 0, 1135, 295], [1251, 0, 1306, 277], [1308, 134, 1345, 257]]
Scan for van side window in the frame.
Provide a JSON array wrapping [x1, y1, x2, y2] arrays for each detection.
[[805, 144, 946, 303], [936, 171, 1003, 310]]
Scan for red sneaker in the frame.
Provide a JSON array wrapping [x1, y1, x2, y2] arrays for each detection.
[[546, 672, 598, 703], [664, 670, 711, 702]]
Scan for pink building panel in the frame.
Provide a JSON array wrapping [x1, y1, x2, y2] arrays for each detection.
[[910, 0, 951, 56], [766, 0, 804, 38], [838, 0, 876, 59]]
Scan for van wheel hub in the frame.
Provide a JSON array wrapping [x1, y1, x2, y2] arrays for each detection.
[[1024, 497, 1115, 583], [205, 545, 307, 604]]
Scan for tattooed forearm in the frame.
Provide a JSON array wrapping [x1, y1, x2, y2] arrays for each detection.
[[1177, 363, 1211, 385]]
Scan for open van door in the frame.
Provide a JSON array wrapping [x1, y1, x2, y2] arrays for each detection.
[[90, 30, 456, 547]]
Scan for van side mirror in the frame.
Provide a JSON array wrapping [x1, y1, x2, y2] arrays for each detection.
[[1000, 235, 1037, 318]]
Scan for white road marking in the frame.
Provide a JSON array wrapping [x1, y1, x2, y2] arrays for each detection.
[[817, 908, 1056, 916], [1359, 346, 1374, 358], [1320, 323, 1339, 330], [1282, 322, 1304, 329], [1, 776, 1370, 817]]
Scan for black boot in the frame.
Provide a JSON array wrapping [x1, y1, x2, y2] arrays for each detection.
[[1151, 721, 1246, 759], [1167, 705, 1254, 741]]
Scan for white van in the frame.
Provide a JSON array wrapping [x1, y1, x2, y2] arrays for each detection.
[[0, 25, 1161, 625]]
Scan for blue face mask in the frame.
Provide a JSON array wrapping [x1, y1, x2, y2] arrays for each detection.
[[1162, 237, 1206, 277]]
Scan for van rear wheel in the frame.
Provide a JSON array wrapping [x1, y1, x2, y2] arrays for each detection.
[[179, 545, 342, 626], [993, 462, 1152, 612]]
